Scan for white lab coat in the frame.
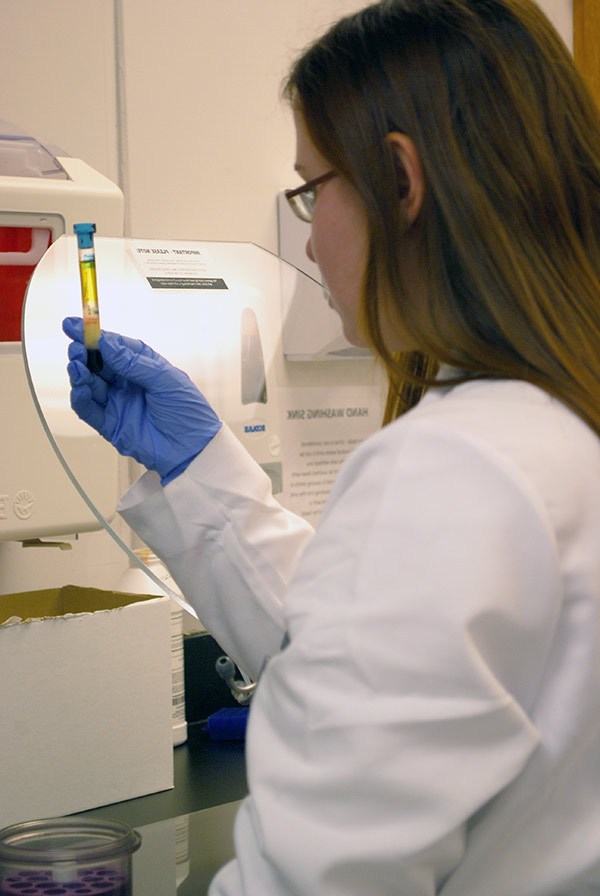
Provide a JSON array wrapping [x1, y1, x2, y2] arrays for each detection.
[[119, 377, 600, 896]]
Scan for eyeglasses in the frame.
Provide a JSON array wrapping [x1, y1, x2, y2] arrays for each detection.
[[285, 171, 336, 222]]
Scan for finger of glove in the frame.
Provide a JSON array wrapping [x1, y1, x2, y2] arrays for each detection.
[[64, 318, 154, 363], [67, 340, 88, 365], [100, 331, 173, 390], [64, 319, 117, 386], [100, 329, 165, 361], [67, 358, 111, 408], [63, 316, 84, 343], [69, 380, 111, 435], [67, 358, 91, 388]]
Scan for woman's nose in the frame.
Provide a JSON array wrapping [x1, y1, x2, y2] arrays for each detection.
[[305, 236, 315, 263]]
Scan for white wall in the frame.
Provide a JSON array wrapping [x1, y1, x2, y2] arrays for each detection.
[[120, 0, 370, 247], [0, 0, 573, 252], [0, 2, 120, 183], [0, 0, 573, 594], [0, 0, 367, 251], [541, 0, 573, 51]]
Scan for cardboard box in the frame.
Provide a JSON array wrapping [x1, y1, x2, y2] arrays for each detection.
[[0, 585, 174, 827]]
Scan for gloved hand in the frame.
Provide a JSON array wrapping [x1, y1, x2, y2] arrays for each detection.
[[63, 316, 222, 485]]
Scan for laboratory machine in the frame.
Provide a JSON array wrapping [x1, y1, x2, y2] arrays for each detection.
[[0, 121, 124, 543]]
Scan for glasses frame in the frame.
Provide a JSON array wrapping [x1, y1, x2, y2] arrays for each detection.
[[285, 171, 336, 222]]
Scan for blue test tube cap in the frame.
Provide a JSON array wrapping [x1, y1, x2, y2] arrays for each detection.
[[74, 222, 96, 249]]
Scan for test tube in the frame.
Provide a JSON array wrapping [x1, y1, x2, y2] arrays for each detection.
[[74, 222, 103, 372]]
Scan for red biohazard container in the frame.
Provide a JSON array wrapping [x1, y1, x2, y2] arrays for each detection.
[[0, 226, 52, 341], [0, 120, 69, 343]]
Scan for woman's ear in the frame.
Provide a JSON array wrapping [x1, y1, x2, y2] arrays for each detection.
[[386, 132, 424, 226]]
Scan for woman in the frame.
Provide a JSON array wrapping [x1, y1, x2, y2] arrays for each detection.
[[64, 0, 600, 892]]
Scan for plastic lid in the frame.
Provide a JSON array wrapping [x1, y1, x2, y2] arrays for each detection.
[[0, 120, 70, 180], [74, 222, 97, 249]]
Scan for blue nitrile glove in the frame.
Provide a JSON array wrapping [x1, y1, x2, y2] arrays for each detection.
[[63, 316, 222, 485]]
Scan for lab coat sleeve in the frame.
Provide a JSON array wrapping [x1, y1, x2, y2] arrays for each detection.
[[117, 425, 314, 679], [209, 420, 559, 895]]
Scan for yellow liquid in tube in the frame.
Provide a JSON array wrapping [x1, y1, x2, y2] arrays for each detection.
[[80, 260, 101, 343], [74, 223, 103, 373]]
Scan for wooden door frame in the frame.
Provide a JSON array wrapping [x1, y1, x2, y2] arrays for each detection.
[[573, 0, 600, 110]]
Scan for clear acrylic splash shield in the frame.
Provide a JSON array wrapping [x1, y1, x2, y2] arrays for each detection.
[[21, 236, 335, 601]]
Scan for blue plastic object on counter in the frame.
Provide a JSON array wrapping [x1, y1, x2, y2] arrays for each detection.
[[204, 707, 249, 741]]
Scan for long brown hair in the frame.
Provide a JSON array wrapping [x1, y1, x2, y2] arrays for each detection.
[[284, 0, 600, 433]]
